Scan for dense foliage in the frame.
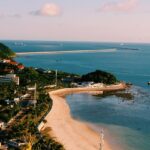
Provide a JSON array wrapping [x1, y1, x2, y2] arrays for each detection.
[[0, 87, 64, 149], [32, 136, 64, 150], [18, 67, 57, 87], [0, 83, 20, 122], [0, 82, 16, 100], [18, 67, 79, 87], [0, 104, 20, 122], [0, 43, 16, 58], [80, 70, 118, 84]]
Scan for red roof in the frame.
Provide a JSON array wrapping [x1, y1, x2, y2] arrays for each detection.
[[9, 61, 18, 65], [17, 65, 25, 69]]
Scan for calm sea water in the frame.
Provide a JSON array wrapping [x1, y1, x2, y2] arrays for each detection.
[[66, 87, 150, 150], [2, 40, 150, 150]]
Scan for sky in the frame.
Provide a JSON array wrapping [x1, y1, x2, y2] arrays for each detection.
[[0, 0, 150, 43]]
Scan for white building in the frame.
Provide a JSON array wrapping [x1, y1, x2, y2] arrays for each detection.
[[14, 98, 20, 104], [73, 82, 94, 87], [6, 74, 19, 85], [0, 74, 19, 85], [88, 83, 104, 88], [0, 121, 5, 130]]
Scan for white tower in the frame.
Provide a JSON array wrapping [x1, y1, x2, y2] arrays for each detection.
[[100, 129, 104, 150], [55, 70, 58, 86]]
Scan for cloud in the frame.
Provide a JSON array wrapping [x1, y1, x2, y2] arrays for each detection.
[[99, 0, 138, 13], [31, 3, 61, 17]]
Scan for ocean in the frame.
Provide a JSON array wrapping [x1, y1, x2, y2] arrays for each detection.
[[2, 40, 150, 150]]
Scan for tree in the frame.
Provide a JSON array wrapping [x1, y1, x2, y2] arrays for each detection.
[[0, 43, 16, 58], [80, 70, 118, 84]]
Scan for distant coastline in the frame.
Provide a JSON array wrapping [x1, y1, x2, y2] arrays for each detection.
[[16, 48, 117, 56]]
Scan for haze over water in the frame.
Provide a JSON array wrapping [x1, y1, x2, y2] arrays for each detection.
[[3, 40, 150, 150]]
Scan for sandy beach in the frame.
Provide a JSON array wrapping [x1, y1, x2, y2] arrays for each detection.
[[44, 83, 126, 150], [16, 48, 117, 56]]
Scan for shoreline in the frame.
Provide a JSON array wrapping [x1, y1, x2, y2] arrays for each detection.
[[16, 48, 117, 56], [44, 83, 126, 150]]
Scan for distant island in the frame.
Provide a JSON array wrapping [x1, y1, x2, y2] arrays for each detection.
[[0, 43, 16, 59], [78, 70, 117, 84]]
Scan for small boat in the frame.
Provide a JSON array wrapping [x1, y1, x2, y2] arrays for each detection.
[[120, 43, 125, 46], [147, 82, 150, 85]]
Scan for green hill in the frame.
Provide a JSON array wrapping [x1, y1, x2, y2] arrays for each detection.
[[0, 43, 16, 59], [80, 70, 118, 84]]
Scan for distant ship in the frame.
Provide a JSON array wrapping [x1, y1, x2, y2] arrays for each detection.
[[120, 43, 125, 46]]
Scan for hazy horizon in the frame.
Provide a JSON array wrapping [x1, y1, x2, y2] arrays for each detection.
[[1, 39, 150, 44]]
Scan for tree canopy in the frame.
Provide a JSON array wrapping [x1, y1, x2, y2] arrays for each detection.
[[0, 43, 16, 58], [80, 70, 118, 84]]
